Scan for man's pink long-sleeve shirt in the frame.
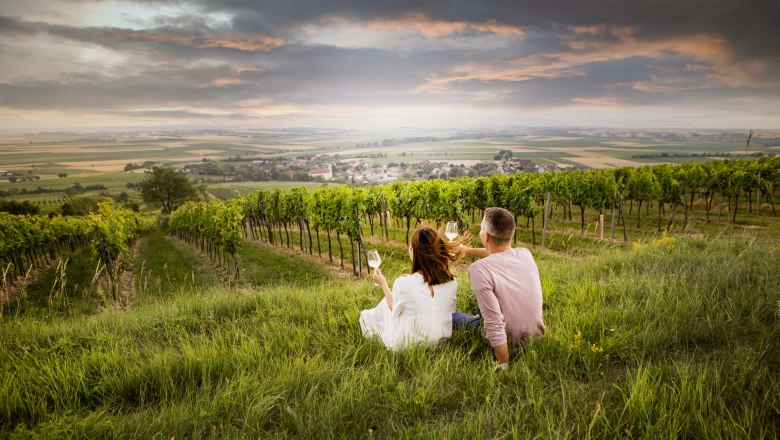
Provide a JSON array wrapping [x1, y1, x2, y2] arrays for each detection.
[[468, 247, 545, 347]]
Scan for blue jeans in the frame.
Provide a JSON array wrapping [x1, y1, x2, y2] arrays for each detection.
[[452, 309, 483, 335]]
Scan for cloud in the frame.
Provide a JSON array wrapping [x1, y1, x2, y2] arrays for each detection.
[[0, 0, 778, 129], [148, 0, 779, 59], [415, 24, 780, 103], [0, 15, 284, 53], [106, 109, 255, 120], [0, 69, 258, 111], [364, 12, 523, 38]]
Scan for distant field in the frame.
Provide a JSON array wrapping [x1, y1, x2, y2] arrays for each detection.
[[1, 172, 145, 192], [0, 133, 327, 183], [338, 136, 772, 169], [1, 129, 776, 196], [207, 181, 332, 199], [212, 181, 328, 191], [1, 188, 141, 213]]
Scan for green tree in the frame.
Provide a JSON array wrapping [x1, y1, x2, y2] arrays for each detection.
[[139, 167, 198, 213]]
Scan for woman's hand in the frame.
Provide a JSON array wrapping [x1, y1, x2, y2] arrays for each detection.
[[373, 267, 388, 287]]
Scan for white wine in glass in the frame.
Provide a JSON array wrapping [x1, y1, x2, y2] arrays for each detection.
[[445, 221, 458, 242], [366, 250, 381, 286], [367, 250, 382, 268]]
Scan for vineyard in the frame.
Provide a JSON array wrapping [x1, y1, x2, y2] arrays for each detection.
[[0, 157, 778, 438], [207, 187, 244, 201], [0, 213, 91, 280], [1, 189, 142, 214], [170, 158, 780, 279], [169, 199, 244, 278], [0, 204, 156, 302]]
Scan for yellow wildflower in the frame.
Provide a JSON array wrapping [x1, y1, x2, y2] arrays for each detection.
[[570, 330, 582, 349], [651, 231, 677, 251]]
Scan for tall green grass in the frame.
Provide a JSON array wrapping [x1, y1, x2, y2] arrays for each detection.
[[2, 247, 100, 319], [133, 228, 221, 298], [1, 234, 778, 438]]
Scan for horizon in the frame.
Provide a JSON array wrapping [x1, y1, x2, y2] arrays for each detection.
[[0, 126, 776, 135], [1, 0, 778, 130]]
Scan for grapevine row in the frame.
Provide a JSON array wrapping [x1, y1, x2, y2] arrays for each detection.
[[242, 186, 370, 275], [170, 157, 780, 276], [0, 213, 91, 279], [0, 203, 155, 286], [168, 199, 244, 278], [89, 202, 157, 293]]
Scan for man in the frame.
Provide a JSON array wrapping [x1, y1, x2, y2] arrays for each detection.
[[453, 207, 545, 370]]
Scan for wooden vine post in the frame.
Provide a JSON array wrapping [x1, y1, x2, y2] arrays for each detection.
[[355, 207, 362, 277], [541, 192, 551, 249], [611, 185, 616, 240]]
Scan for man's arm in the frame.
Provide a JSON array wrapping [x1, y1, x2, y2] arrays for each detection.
[[493, 343, 509, 365], [469, 265, 511, 364], [462, 246, 489, 259]]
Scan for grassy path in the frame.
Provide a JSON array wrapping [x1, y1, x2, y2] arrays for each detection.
[[133, 229, 222, 298], [133, 230, 221, 293], [238, 241, 332, 288]]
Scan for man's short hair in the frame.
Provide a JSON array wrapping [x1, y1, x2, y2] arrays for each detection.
[[483, 207, 515, 244]]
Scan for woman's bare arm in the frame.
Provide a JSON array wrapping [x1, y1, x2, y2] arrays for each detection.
[[373, 268, 394, 310], [381, 283, 393, 310]]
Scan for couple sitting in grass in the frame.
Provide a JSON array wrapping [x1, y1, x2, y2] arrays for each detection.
[[360, 207, 546, 370]]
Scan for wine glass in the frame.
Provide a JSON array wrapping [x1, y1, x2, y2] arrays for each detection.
[[445, 221, 458, 242], [367, 250, 382, 285]]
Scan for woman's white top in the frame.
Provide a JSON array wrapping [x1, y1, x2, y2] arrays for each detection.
[[359, 273, 458, 350]]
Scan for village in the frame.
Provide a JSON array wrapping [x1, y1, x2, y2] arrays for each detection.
[[182, 152, 572, 185]]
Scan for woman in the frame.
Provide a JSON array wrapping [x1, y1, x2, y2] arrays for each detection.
[[359, 225, 465, 350]]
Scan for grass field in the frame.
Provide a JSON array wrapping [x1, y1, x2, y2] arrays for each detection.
[[205, 181, 334, 200], [209, 181, 327, 192], [1, 172, 145, 192], [2, 204, 778, 437]]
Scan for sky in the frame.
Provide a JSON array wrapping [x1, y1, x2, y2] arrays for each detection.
[[0, 0, 778, 130]]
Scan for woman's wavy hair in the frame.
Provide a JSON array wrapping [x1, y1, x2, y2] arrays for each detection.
[[410, 224, 466, 286]]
